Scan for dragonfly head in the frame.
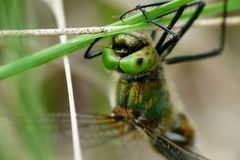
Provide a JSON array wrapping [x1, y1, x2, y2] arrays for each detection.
[[112, 32, 150, 57], [102, 32, 159, 75]]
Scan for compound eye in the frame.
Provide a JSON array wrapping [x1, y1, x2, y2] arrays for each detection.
[[120, 56, 148, 75], [119, 47, 159, 75], [112, 34, 146, 56], [102, 48, 120, 70]]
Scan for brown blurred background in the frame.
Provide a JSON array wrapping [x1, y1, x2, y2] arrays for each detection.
[[0, 0, 240, 160]]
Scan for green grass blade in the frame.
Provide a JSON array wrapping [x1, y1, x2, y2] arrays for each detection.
[[0, 0, 239, 80]]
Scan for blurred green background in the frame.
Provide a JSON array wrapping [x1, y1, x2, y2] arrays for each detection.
[[0, 0, 240, 160]]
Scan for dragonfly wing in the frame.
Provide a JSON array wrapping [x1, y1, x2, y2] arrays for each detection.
[[144, 128, 210, 160], [44, 113, 166, 160], [78, 113, 135, 147], [43, 113, 135, 147]]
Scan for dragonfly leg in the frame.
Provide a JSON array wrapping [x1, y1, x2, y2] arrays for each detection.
[[160, 0, 206, 60], [165, 0, 228, 64], [136, 4, 179, 44], [119, 1, 171, 21], [84, 37, 103, 59], [155, 5, 186, 55]]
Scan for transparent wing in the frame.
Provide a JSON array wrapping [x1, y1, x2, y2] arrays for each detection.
[[5, 112, 210, 160], [35, 113, 164, 160], [38, 113, 135, 147]]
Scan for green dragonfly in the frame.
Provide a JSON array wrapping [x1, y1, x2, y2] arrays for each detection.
[[58, 0, 226, 159], [17, 0, 227, 160], [38, 0, 228, 160]]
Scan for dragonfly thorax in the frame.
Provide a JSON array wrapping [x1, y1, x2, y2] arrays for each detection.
[[113, 64, 175, 129]]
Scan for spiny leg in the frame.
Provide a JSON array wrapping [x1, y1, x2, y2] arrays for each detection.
[[126, 1, 191, 56], [164, 0, 227, 64], [120, 0, 181, 41], [84, 37, 103, 59], [119, 0, 171, 21], [155, 5, 186, 55], [159, 0, 206, 60], [136, 4, 179, 43]]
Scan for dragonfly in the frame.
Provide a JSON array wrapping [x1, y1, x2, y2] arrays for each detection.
[[50, 0, 227, 160], [3, 0, 228, 160]]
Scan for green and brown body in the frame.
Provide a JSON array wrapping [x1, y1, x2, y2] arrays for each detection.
[[102, 31, 195, 156], [112, 63, 194, 147], [114, 64, 174, 129]]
